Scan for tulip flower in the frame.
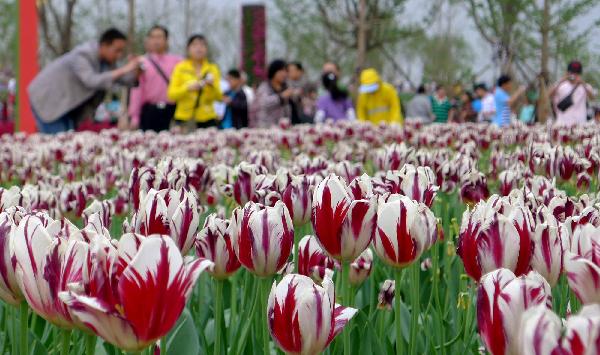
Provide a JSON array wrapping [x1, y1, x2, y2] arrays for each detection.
[[397, 164, 439, 207], [516, 304, 600, 355], [60, 235, 210, 352], [530, 220, 563, 287], [477, 269, 552, 355], [297, 235, 336, 282], [130, 188, 201, 255], [267, 274, 358, 355], [373, 194, 438, 268], [230, 201, 294, 277], [312, 174, 377, 262], [563, 224, 600, 304], [0, 212, 22, 305], [347, 174, 373, 200], [12, 213, 89, 328], [460, 170, 489, 206], [561, 304, 600, 354], [195, 214, 241, 279], [498, 170, 520, 197], [231, 162, 268, 205], [349, 248, 373, 286], [282, 175, 314, 226], [457, 199, 534, 281], [82, 199, 114, 230], [377, 279, 395, 310], [517, 305, 562, 355]]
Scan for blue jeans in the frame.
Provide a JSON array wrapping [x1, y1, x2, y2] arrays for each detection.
[[32, 105, 75, 134]]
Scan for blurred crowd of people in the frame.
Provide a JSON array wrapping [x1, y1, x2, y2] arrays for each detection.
[[25, 26, 598, 134]]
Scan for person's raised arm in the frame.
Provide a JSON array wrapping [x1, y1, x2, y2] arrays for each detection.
[[508, 85, 527, 107]]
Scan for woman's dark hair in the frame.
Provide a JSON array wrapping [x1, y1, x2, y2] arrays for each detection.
[[463, 91, 473, 103], [321, 72, 348, 101], [99, 28, 127, 45], [148, 25, 169, 38], [268, 59, 287, 80], [187, 34, 207, 48], [417, 84, 426, 94]]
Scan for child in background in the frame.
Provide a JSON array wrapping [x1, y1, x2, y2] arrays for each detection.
[[519, 96, 536, 124], [222, 69, 248, 129]]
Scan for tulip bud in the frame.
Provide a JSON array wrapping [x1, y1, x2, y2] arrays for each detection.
[[373, 194, 438, 268], [282, 175, 314, 226], [477, 269, 552, 355], [460, 170, 489, 206], [312, 174, 376, 262], [349, 248, 373, 286], [267, 274, 358, 354], [196, 214, 241, 279], [530, 222, 563, 287], [297, 235, 337, 282], [230, 201, 294, 277], [377, 279, 395, 310]]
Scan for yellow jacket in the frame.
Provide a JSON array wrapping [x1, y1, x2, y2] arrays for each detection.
[[167, 59, 222, 122], [356, 82, 403, 125]]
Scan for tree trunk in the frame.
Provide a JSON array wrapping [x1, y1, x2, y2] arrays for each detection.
[[356, 0, 367, 71], [127, 0, 135, 52], [537, 0, 551, 123]]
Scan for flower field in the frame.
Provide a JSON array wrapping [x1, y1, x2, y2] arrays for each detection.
[[0, 120, 599, 355]]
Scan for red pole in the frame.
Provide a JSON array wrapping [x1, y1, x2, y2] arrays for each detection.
[[17, 0, 39, 133]]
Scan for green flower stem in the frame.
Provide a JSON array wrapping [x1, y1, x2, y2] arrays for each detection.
[[85, 332, 97, 355], [214, 279, 224, 355], [19, 302, 28, 355], [261, 277, 272, 355], [432, 244, 446, 355], [60, 329, 71, 355], [160, 336, 167, 355], [294, 229, 300, 273], [229, 275, 238, 340], [341, 262, 351, 355], [10, 305, 17, 355], [409, 261, 420, 355], [395, 268, 404, 355]]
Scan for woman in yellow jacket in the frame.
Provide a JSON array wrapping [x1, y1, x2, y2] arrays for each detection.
[[168, 34, 222, 129], [356, 68, 403, 125]]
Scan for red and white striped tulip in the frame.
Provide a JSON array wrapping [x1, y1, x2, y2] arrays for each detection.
[[460, 170, 490, 206], [195, 214, 241, 279], [12, 213, 88, 327], [60, 235, 210, 352], [131, 188, 201, 255], [312, 174, 377, 262], [267, 274, 358, 355], [457, 199, 534, 281], [498, 170, 520, 197], [0, 212, 22, 305], [564, 225, 600, 305], [530, 219, 563, 287], [561, 304, 600, 354], [397, 164, 439, 207], [516, 305, 562, 355], [477, 269, 552, 355], [517, 304, 600, 355], [297, 235, 337, 282], [282, 175, 314, 225], [230, 201, 294, 277], [373, 194, 438, 268], [82, 199, 114, 230], [349, 248, 373, 286]]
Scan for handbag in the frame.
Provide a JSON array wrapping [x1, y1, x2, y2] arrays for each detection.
[[556, 83, 580, 112]]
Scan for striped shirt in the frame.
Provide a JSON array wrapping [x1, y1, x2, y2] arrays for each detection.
[[493, 87, 511, 127], [431, 96, 452, 123]]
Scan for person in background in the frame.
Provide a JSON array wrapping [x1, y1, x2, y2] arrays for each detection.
[[252, 59, 293, 128], [168, 34, 222, 131], [494, 74, 526, 127], [28, 28, 141, 134], [221, 69, 248, 129], [430, 85, 452, 123], [302, 82, 318, 123], [287, 62, 306, 124], [128, 25, 181, 131], [406, 84, 434, 123], [315, 70, 355, 123], [356, 68, 402, 125], [474, 83, 495, 123], [457, 91, 477, 123], [322, 62, 341, 77], [519, 96, 536, 124], [549, 60, 597, 126]]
